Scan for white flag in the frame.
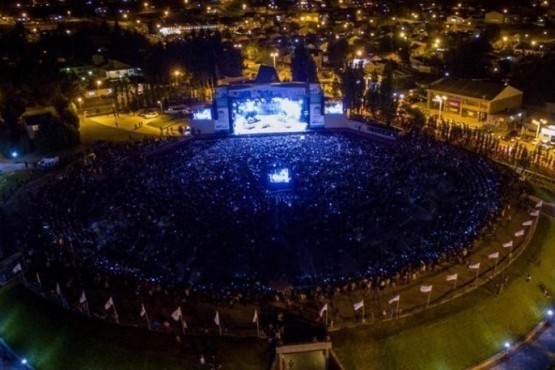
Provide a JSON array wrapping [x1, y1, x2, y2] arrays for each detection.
[[319, 303, 328, 317], [104, 297, 114, 310], [420, 285, 433, 293], [140, 304, 147, 318], [446, 274, 458, 281], [214, 311, 220, 326], [515, 230, 525, 237], [171, 306, 182, 321], [79, 291, 87, 304], [12, 263, 22, 274], [536, 200, 543, 208], [503, 240, 513, 248], [56, 282, 62, 296], [488, 252, 499, 259], [530, 210, 540, 217], [252, 310, 258, 323], [388, 295, 400, 304], [469, 263, 480, 269], [522, 220, 533, 227], [354, 300, 365, 310]]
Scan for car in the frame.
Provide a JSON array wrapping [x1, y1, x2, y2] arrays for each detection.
[[38, 156, 60, 168], [143, 111, 159, 119]]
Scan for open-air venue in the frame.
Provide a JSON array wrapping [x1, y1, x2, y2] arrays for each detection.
[[3, 0, 555, 369]]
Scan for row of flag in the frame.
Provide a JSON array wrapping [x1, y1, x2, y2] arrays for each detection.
[[11, 212, 538, 329]]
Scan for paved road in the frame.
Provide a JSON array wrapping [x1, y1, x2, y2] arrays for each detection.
[[489, 321, 555, 370]]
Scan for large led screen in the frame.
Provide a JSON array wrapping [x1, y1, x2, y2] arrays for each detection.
[[231, 97, 308, 135]]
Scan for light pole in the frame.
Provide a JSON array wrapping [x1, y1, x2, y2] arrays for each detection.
[[96, 80, 102, 95], [270, 52, 278, 68], [77, 97, 82, 112], [434, 95, 447, 120]]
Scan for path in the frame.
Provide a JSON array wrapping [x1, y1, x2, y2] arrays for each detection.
[[486, 320, 555, 370]]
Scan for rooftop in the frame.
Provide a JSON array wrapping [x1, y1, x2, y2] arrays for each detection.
[[429, 77, 519, 101]]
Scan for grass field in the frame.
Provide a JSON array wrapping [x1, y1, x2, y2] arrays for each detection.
[[332, 215, 555, 370], [0, 284, 267, 370], [0, 218, 553, 369]]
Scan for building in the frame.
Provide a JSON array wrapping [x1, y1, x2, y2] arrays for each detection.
[[485, 11, 505, 24], [427, 78, 523, 126]]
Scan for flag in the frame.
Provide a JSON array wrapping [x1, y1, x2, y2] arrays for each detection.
[[469, 263, 480, 269], [536, 200, 543, 208], [488, 252, 499, 259], [388, 295, 400, 304], [214, 311, 220, 326], [446, 273, 458, 281], [522, 220, 533, 227], [140, 304, 147, 318], [319, 303, 328, 317], [530, 210, 540, 217], [12, 263, 22, 274], [503, 241, 513, 248], [104, 297, 114, 310], [420, 285, 433, 293], [354, 300, 365, 310], [36, 272, 42, 286], [79, 291, 87, 304], [56, 282, 62, 296], [252, 310, 258, 324], [515, 230, 525, 237], [171, 306, 182, 321]]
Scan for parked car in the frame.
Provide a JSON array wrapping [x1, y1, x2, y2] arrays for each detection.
[[143, 111, 159, 119], [38, 156, 60, 168]]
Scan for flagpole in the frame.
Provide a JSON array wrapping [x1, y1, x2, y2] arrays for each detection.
[[145, 311, 151, 331], [325, 308, 328, 328], [396, 298, 400, 317], [86, 301, 91, 316], [361, 304, 366, 323], [426, 290, 431, 308], [453, 277, 457, 290], [475, 267, 480, 285], [113, 304, 120, 324], [181, 317, 186, 334], [494, 258, 499, 276], [256, 316, 260, 338]]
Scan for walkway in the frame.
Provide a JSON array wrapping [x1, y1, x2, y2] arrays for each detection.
[[486, 320, 555, 370]]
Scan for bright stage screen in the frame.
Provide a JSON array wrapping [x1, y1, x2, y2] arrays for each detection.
[[231, 97, 308, 135], [193, 108, 212, 120], [325, 100, 344, 114], [268, 168, 291, 184]]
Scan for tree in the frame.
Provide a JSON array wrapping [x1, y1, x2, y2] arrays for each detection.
[[291, 45, 318, 83], [340, 63, 365, 114], [379, 61, 397, 124], [364, 70, 380, 117]]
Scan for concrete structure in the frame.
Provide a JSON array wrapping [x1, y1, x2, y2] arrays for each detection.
[[427, 78, 523, 126]]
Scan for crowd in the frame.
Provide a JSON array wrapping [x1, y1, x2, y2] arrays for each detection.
[[0, 130, 522, 338]]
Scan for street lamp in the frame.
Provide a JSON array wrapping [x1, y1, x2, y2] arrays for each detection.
[[434, 95, 447, 120], [96, 80, 102, 94], [270, 52, 278, 68], [77, 97, 82, 111], [157, 100, 163, 112]]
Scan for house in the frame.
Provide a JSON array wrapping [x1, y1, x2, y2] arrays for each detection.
[[20, 107, 57, 140], [485, 11, 504, 24]]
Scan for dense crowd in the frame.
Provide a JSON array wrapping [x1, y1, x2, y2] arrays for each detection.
[[1, 132, 514, 297]]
